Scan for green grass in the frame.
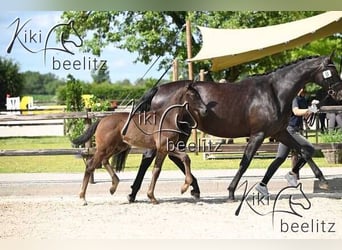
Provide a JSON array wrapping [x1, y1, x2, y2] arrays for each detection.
[[0, 136, 340, 173]]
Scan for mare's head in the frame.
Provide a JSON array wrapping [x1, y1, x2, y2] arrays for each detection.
[[182, 83, 208, 118], [312, 54, 342, 101]]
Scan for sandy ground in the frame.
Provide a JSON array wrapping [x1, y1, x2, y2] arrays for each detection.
[[0, 169, 341, 239]]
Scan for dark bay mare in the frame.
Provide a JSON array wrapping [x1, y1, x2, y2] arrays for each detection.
[[127, 55, 342, 202], [73, 83, 207, 205]]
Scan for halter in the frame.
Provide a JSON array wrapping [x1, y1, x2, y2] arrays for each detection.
[[306, 61, 341, 127], [320, 63, 341, 97]]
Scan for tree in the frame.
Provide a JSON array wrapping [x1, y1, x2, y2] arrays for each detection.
[[90, 67, 111, 83], [64, 74, 85, 142], [65, 74, 84, 111], [21, 71, 64, 95], [0, 57, 23, 109], [60, 11, 340, 82]]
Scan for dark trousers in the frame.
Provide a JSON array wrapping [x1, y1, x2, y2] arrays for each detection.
[[261, 125, 318, 185]]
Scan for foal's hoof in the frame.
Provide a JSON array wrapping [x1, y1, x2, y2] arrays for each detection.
[[150, 199, 159, 205], [318, 180, 329, 190], [109, 187, 117, 195], [190, 190, 200, 200], [147, 193, 159, 205], [181, 184, 190, 194], [81, 199, 88, 206]]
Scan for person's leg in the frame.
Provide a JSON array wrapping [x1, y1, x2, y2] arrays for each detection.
[[260, 143, 290, 185], [318, 113, 326, 133], [290, 131, 314, 174], [291, 149, 299, 169], [289, 131, 328, 188], [335, 113, 342, 130], [256, 142, 290, 197], [326, 113, 337, 131]]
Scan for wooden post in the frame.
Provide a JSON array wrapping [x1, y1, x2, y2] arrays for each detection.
[[199, 69, 206, 141], [173, 59, 179, 81], [186, 19, 193, 81], [84, 108, 94, 184], [199, 69, 205, 81]]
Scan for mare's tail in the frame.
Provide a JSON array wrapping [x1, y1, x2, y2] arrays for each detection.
[[72, 120, 101, 146], [111, 148, 131, 172]]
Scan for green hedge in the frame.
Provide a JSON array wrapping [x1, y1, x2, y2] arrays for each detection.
[[57, 82, 148, 104]]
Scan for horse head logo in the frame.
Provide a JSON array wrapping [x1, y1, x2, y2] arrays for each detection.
[[271, 183, 312, 227]]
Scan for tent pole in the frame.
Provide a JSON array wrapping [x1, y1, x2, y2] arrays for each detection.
[[186, 19, 198, 154]]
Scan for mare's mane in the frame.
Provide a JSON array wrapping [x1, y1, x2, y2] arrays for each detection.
[[242, 55, 321, 80]]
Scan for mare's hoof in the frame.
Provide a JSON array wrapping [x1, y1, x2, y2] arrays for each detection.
[[190, 190, 200, 199], [127, 194, 136, 203], [227, 196, 237, 203], [318, 180, 329, 190]]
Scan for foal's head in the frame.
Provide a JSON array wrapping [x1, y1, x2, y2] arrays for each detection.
[[312, 54, 342, 101], [182, 83, 208, 118]]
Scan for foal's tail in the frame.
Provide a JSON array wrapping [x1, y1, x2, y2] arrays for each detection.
[[72, 120, 101, 146], [111, 148, 131, 172]]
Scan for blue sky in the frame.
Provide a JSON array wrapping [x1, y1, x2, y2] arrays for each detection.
[[0, 11, 162, 83]]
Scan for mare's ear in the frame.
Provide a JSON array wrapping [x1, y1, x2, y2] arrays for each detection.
[[329, 50, 336, 61]]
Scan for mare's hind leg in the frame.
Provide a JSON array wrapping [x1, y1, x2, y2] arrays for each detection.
[[147, 152, 167, 204], [103, 160, 120, 195]]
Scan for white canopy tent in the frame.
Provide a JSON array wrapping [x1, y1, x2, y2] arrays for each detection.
[[189, 11, 342, 71]]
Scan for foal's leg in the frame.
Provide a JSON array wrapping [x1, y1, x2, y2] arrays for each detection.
[[79, 157, 101, 205], [168, 150, 193, 194], [128, 149, 200, 202], [168, 154, 200, 199], [147, 152, 167, 204], [103, 160, 120, 195], [228, 132, 265, 201]]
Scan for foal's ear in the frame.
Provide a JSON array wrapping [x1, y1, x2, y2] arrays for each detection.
[[186, 83, 196, 91]]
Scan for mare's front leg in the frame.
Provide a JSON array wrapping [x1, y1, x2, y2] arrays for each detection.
[[147, 152, 167, 204], [103, 160, 120, 195], [228, 132, 265, 201], [128, 149, 157, 202]]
